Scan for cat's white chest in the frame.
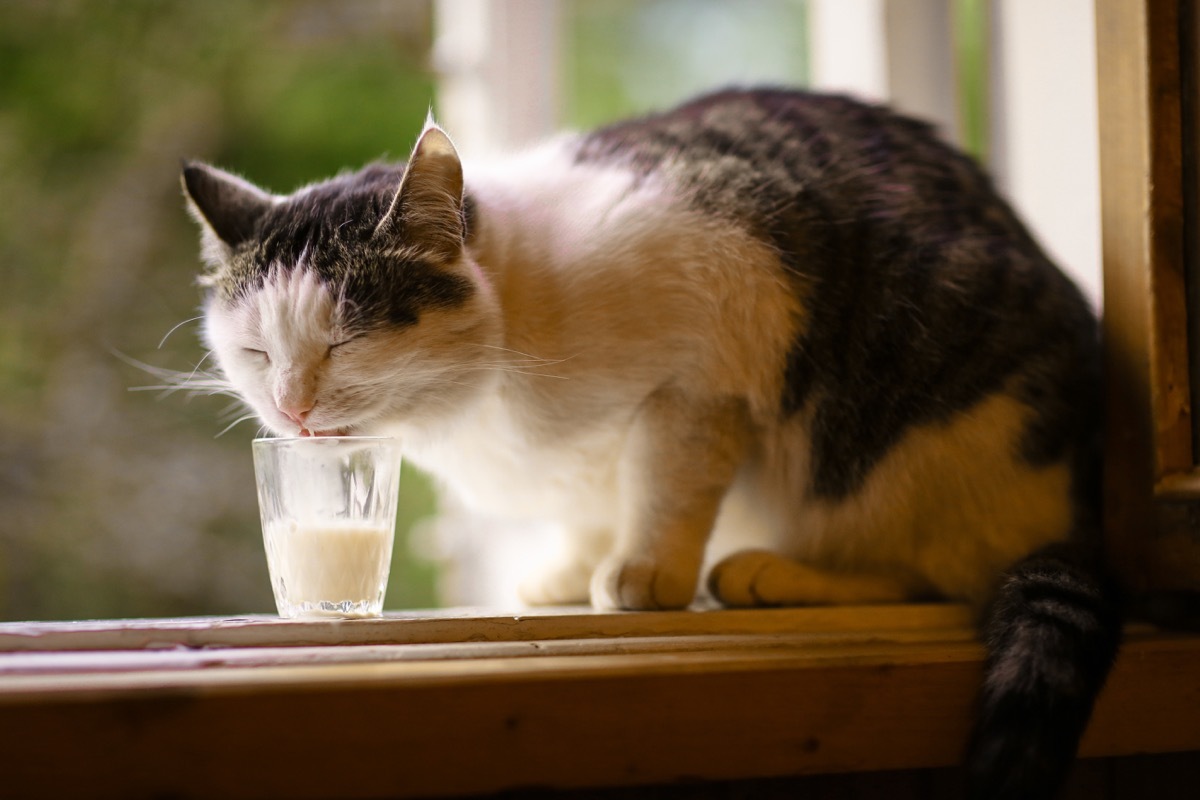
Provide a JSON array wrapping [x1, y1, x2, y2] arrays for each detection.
[[396, 391, 625, 528]]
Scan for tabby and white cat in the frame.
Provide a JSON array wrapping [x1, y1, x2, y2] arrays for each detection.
[[183, 89, 1120, 799]]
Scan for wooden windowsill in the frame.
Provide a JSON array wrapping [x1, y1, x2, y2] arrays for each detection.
[[1, 604, 1198, 798]]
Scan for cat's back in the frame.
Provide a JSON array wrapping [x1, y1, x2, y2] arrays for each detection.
[[571, 88, 1100, 503], [574, 88, 1030, 250]]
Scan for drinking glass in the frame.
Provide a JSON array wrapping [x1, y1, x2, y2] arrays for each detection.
[[252, 437, 403, 619]]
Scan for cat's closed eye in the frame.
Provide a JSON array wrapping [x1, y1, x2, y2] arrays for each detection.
[[326, 338, 358, 358], [243, 348, 269, 363]]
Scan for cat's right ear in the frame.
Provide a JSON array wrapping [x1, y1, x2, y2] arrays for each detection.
[[375, 123, 465, 263], [181, 162, 274, 259]]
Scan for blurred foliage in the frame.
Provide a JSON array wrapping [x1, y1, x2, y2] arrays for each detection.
[[562, 0, 809, 129], [953, 0, 990, 162], [0, 0, 441, 620]]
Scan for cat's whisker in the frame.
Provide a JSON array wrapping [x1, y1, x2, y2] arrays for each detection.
[[445, 363, 570, 381], [428, 353, 578, 382], [475, 358, 575, 370], [488, 367, 569, 380], [214, 412, 261, 438], [157, 316, 205, 349], [133, 377, 239, 399], [469, 343, 578, 367], [470, 342, 546, 359], [429, 377, 476, 390], [217, 402, 252, 423], [182, 350, 215, 383], [120, 349, 240, 401]]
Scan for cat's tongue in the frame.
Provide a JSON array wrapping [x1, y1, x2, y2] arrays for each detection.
[[298, 427, 345, 438]]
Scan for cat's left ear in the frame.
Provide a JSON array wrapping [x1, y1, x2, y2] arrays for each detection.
[[182, 162, 275, 252], [376, 123, 464, 262]]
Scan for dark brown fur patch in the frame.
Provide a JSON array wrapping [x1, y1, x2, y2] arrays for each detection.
[[215, 164, 472, 329]]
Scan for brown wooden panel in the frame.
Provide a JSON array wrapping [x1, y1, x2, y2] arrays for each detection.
[[1097, 0, 1200, 591], [1110, 751, 1200, 799], [0, 621, 1196, 799]]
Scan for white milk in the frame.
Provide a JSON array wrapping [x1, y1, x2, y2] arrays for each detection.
[[265, 520, 393, 616]]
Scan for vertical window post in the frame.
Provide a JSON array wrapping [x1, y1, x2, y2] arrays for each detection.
[[432, 0, 561, 157]]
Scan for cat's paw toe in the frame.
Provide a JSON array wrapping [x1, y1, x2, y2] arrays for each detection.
[[590, 555, 697, 611], [707, 550, 781, 607]]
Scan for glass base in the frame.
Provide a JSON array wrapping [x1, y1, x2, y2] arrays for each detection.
[[276, 599, 383, 619]]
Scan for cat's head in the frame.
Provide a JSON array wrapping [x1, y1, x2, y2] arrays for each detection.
[[183, 123, 501, 438]]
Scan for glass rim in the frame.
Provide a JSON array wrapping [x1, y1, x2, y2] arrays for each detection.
[[251, 436, 399, 445]]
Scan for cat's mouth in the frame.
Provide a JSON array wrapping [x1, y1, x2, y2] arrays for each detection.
[[298, 426, 350, 438]]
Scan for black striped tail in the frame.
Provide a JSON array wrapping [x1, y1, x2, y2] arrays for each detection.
[[965, 541, 1122, 800]]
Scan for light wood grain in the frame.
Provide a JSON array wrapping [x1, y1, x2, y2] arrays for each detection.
[[0, 603, 973, 653]]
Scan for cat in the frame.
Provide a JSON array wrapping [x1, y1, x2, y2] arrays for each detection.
[[182, 88, 1121, 800]]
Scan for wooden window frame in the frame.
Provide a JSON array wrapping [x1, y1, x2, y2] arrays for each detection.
[[1, 606, 1198, 798], [1097, 0, 1200, 592]]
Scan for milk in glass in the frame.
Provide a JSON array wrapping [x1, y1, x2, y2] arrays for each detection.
[[265, 520, 394, 617]]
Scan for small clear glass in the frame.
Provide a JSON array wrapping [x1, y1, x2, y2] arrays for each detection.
[[252, 437, 403, 619]]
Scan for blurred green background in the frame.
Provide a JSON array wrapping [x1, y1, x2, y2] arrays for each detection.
[[0, 0, 810, 621], [0, 0, 442, 620]]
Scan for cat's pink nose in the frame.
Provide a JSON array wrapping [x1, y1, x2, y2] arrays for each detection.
[[279, 402, 313, 426]]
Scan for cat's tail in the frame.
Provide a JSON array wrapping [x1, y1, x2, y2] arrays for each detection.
[[965, 540, 1122, 800]]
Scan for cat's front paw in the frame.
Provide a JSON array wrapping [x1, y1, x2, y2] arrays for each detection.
[[590, 554, 698, 611], [707, 549, 780, 607]]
